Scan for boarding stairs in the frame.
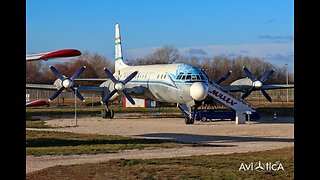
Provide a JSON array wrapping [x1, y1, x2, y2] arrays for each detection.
[[207, 82, 256, 124]]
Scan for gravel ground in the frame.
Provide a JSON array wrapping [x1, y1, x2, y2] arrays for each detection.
[[26, 115, 294, 174]]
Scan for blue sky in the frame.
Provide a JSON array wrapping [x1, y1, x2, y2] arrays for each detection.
[[26, 0, 294, 73]]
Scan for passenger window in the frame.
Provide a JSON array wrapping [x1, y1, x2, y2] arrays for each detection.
[[186, 74, 191, 80], [191, 74, 197, 81], [182, 75, 186, 80], [164, 75, 166, 79], [200, 74, 205, 80]]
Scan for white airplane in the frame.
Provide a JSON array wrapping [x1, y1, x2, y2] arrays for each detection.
[[26, 49, 82, 107], [26, 23, 293, 124]]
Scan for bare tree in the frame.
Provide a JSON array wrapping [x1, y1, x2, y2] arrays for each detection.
[[145, 45, 181, 64], [76, 51, 114, 76], [26, 61, 43, 83]]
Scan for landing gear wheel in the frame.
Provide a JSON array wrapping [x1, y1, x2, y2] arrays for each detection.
[[102, 109, 113, 119], [190, 117, 194, 124], [101, 109, 107, 119], [185, 117, 190, 124], [185, 117, 194, 125], [109, 109, 114, 119]]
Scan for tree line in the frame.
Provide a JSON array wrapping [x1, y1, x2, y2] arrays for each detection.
[[26, 46, 293, 85]]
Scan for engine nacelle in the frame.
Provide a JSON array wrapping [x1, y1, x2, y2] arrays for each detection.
[[53, 78, 63, 89]]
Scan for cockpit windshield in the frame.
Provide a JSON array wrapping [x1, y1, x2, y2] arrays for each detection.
[[176, 72, 207, 81]]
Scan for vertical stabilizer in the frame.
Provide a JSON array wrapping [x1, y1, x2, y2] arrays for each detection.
[[115, 23, 129, 72]]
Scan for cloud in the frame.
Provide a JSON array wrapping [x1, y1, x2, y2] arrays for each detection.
[[240, 50, 249, 54], [187, 48, 207, 56], [258, 35, 294, 41], [126, 43, 294, 73]]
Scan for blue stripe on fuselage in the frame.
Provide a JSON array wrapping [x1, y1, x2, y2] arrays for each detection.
[[127, 79, 208, 89]]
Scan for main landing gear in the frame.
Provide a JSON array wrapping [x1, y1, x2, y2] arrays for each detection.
[[101, 106, 114, 119], [185, 116, 194, 124]]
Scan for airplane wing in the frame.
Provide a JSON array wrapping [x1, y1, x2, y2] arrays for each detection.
[[26, 49, 81, 61], [26, 84, 106, 94], [26, 84, 57, 90], [224, 84, 294, 92], [74, 78, 109, 81]]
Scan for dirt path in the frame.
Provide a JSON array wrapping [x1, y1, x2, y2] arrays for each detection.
[[27, 116, 294, 174]]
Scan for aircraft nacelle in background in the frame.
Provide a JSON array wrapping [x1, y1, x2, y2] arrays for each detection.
[[26, 49, 81, 61]]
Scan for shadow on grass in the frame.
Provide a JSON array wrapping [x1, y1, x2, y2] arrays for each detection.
[[137, 133, 294, 144], [26, 138, 233, 148]]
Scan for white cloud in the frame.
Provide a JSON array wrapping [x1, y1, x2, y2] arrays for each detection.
[[126, 43, 294, 73]]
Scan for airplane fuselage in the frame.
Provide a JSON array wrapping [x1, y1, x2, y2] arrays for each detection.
[[99, 63, 209, 104]]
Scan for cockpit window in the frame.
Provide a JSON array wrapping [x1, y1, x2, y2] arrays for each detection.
[[191, 74, 197, 81], [177, 73, 207, 82]]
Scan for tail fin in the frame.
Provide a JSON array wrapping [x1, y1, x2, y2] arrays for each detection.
[[115, 23, 129, 72]]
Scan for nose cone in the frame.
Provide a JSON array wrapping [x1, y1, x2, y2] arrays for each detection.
[[62, 79, 72, 88], [253, 80, 262, 88], [115, 82, 125, 91], [190, 82, 208, 101]]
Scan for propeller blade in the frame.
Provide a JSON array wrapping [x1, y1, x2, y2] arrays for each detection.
[[50, 66, 65, 80], [241, 87, 254, 99], [216, 71, 232, 85], [49, 87, 65, 101], [123, 90, 135, 105], [102, 90, 117, 103], [104, 68, 118, 83], [261, 89, 272, 102], [122, 71, 138, 84], [243, 67, 257, 82], [70, 87, 85, 101], [260, 69, 274, 83], [70, 66, 86, 80]]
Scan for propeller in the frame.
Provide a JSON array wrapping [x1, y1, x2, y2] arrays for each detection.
[[49, 66, 86, 102], [241, 67, 274, 102], [102, 68, 138, 105], [216, 71, 232, 85]]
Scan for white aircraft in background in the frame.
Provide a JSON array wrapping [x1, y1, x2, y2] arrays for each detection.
[[26, 49, 81, 107], [26, 23, 293, 124]]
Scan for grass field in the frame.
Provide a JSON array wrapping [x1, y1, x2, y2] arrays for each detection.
[[26, 130, 205, 156], [26, 146, 294, 179]]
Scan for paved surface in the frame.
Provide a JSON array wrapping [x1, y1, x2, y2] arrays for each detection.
[[26, 115, 294, 174]]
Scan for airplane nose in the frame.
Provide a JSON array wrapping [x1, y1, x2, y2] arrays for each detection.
[[190, 82, 208, 101]]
